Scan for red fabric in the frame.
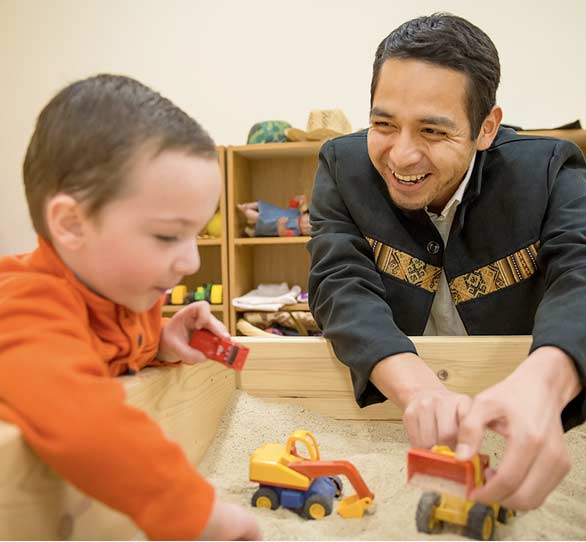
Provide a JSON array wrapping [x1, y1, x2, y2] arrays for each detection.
[[0, 238, 214, 539]]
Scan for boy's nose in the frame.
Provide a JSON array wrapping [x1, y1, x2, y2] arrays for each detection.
[[173, 242, 200, 276]]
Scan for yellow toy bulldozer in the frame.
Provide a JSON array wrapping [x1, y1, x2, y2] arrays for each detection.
[[249, 429, 375, 520], [408, 446, 514, 540]]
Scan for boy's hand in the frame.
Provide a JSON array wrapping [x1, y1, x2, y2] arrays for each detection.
[[456, 346, 581, 510], [157, 301, 230, 364], [199, 499, 262, 541]]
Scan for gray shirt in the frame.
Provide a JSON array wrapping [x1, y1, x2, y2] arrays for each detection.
[[423, 153, 476, 336]]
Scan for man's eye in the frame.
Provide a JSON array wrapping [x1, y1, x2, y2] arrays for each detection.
[[155, 235, 179, 243], [422, 128, 447, 137], [372, 120, 390, 127]]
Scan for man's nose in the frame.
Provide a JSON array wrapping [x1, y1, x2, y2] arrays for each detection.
[[388, 131, 423, 169], [173, 242, 200, 276]]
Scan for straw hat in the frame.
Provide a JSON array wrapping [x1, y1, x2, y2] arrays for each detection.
[[285, 109, 352, 142]]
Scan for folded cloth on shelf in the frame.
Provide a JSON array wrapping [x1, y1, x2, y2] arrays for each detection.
[[232, 283, 301, 311], [243, 311, 320, 334]]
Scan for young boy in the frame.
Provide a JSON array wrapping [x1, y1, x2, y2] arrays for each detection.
[[0, 75, 261, 540]]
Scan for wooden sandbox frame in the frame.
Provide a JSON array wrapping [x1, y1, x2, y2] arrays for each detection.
[[0, 336, 531, 539]]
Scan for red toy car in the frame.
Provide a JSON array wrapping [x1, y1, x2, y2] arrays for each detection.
[[189, 329, 249, 371]]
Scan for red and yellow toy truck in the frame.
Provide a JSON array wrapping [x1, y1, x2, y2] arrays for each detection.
[[250, 430, 375, 520], [189, 329, 249, 371], [408, 446, 514, 541]]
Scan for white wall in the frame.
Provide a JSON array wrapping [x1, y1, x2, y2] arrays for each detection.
[[1, 0, 585, 254]]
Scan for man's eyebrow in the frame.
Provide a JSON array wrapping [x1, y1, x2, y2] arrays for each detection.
[[420, 116, 457, 130], [370, 108, 457, 130], [370, 107, 393, 118]]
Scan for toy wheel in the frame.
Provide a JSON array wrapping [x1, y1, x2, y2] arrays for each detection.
[[465, 503, 495, 541], [416, 492, 442, 534], [497, 506, 515, 524], [302, 494, 332, 520], [251, 487, 280, 510], [329, 475, 344, 498]]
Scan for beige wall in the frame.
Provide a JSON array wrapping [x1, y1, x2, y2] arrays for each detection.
[[1, 0, 585, 254]]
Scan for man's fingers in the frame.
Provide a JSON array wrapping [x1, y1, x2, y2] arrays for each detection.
[[470, 424, 539, 505], [435, 394, 472, 448], [456, 394, 501, 460], [435, 401, 459, 448], [477, 424, 570, 510], [404, 397, 438, 448], [402, 403, 422, 447]]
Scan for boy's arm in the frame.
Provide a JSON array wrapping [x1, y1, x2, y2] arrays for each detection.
[[0, 282, 214, 539]]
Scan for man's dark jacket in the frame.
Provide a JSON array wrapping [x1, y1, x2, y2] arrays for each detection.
[[307, 127, 586, 430]]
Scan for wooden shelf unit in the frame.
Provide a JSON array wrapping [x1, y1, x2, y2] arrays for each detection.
[[162, 146, 230, 327], [227, 142, 322, 334]]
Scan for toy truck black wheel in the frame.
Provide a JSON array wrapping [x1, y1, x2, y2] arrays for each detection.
[[251, 487, 280, 510], [302, 493, 333, 520], [465, 504, 495, 541], [497, 506, 514, 524], [329, 475, 344, 498], [416, 492, 442, 534]]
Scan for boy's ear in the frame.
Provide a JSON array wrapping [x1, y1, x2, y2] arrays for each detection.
[[476, 105, 503, 151], [46, 194, 87, 250]]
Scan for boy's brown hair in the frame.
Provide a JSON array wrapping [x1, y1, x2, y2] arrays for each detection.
[[23, 74, 217, 239]]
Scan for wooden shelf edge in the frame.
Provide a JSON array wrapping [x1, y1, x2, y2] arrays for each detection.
[[228, 141, 322, 158], [234, 236, 310, 246], [162, 304, 225, 313], [196, 238, 223, 246], [234, 302, 309, 312]]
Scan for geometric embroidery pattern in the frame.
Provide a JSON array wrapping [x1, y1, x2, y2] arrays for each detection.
[[449, 241, 540, 305], [365, 236, 441, 293]]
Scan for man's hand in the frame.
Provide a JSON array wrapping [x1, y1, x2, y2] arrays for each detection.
[[456, 346, 581, 510], [199, 499, 262, 540], [404, 388, 472, 449], [157, 301, 230, 364], [371, 352, 472, 448]]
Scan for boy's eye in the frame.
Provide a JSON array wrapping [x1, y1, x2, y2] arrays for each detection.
[[155, 235, 179, 243]]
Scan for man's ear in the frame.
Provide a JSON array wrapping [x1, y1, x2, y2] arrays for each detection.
[[46, 194, 86, 250], [476, 105, 503, 151]]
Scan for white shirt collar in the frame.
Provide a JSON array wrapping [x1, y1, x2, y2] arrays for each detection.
[[428, 152, 477, 219]]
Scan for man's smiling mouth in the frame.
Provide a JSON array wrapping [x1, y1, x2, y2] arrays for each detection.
[[392, 170, 430, 185]]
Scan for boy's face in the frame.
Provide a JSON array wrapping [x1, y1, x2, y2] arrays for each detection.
[[74, 149, 221, 312]]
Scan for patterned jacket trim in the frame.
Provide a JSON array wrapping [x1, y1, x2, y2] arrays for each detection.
[[449, 241, 541, 304], [365, 236, 441, 293]]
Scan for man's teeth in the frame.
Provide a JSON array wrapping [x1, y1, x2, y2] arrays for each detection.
[[392, 171, 427, 183]]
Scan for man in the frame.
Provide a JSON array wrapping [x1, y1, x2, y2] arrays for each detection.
[[307, 13, 586, 511]]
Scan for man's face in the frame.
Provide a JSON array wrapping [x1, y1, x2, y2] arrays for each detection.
[[75, 149, 221, 312], [368, 58, 479, 213]]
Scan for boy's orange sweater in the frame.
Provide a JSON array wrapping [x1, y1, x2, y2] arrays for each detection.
[[0, 238, 214, 539]]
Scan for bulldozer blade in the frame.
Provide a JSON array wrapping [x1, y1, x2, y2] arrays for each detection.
[[337, 495, 374, 519], [407, 448, 472, 498]]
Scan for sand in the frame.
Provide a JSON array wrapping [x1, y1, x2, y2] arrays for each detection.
[[198, 391, 586, 541]]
